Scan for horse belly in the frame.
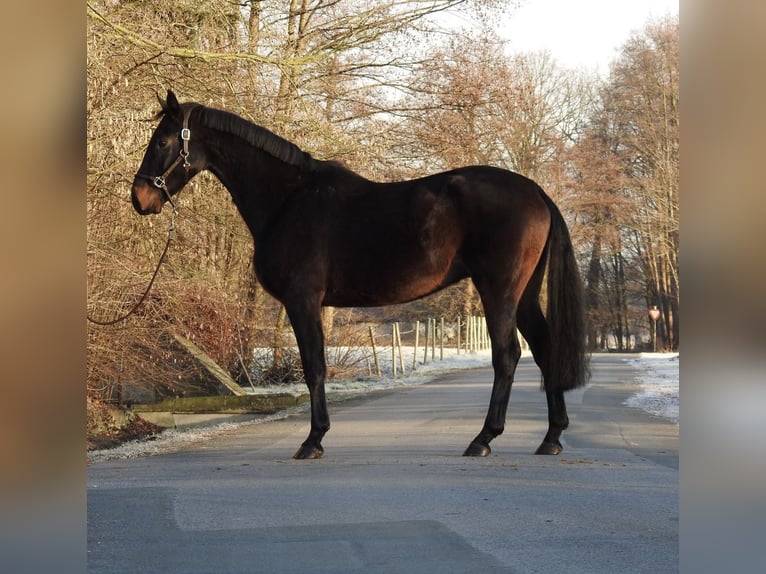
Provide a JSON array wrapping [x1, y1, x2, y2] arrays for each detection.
[[323, 179, 468, 307], [325, 223, 463, 307], [324, 260, 459, 307]]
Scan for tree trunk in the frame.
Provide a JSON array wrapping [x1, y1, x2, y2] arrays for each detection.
[[585, 238, 602, 351], [248, 1, 261, 53]]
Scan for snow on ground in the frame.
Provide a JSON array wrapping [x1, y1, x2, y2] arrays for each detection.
[[625, 352, 679, 424], [88, 348, 679, 462]]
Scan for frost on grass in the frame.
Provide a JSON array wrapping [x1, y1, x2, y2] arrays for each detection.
[[625, 353, 679, 423]]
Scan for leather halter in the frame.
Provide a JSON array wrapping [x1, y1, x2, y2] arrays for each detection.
[[135, 106, 196, 212]]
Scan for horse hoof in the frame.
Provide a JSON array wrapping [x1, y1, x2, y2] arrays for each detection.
[[293, 443, 324, 460], [534, 441, 563, 455], [463, 442, 491, 457]]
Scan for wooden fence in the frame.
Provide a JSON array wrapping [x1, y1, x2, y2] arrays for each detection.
[[366, 316, 495, 378]]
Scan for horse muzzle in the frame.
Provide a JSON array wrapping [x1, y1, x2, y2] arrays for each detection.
[[131, 180, 164, 215]]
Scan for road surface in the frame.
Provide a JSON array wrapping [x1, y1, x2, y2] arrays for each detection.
[[88, 354, 678, 573]]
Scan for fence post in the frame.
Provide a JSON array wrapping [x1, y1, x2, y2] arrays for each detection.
[[368, 325, 381, 377], [413, 320, 420, 370], [423, 318, 430, 364], [480, 316, 484, 350], [467, 316, 472, 353], [456, 315, 461, 355], [395, 322, 405, 375], [391, 323, 397, 377], [478, 316, 483, 351], [439, 317, 444, 360], [430, 318, 436, 361]]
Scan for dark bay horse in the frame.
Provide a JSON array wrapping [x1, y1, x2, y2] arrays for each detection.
[[132, 90, 589, 459]]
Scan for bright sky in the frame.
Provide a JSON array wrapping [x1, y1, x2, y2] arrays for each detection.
[[501, 0, 679, 75]]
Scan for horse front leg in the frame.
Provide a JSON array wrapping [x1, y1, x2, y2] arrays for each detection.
[[285, 302, 330, 460]]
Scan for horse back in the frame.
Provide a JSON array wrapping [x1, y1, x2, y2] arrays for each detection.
[[254, 165, 550, 307]]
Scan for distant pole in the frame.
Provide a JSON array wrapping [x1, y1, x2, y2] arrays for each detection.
[[648, 306, 661, 352]]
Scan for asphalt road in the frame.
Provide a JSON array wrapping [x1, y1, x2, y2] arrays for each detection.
[[87, 354, 678, 573]]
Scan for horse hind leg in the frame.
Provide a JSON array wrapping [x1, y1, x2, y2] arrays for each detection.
[[517, 292, 569, 455], [536, 390, 568, 455], [463, 300, 522, 457]]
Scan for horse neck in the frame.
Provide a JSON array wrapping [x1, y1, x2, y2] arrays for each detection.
[[200, 126, 310, 238]]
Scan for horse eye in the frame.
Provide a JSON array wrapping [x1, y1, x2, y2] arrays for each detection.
[[157, 138, 169, 148]]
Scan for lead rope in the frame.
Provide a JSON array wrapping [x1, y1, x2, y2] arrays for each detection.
[[88, 107, 193, 326], [87, 206, 177, 326]]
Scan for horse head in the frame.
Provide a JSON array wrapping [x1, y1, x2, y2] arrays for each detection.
[[131, 90, 200, 214]]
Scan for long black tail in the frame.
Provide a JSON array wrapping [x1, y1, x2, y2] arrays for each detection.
[[539, 189, 589, 391]]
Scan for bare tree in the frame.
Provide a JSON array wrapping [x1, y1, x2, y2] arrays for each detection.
[[603, 16, 679, 349], [564, 15, 679, 351], [402, 35, 595, 315], [565, 125, 633, 350], [87, 0, 521, 409]]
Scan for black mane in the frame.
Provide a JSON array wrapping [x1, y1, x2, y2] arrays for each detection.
[[194, 105, 316, 170]]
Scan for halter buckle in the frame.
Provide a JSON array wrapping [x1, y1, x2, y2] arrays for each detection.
[[180, 128, 191, 141], [152, 176, 166, 189]]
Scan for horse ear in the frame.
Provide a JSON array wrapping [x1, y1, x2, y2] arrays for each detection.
[[152, 90, 182, 121], [165, 90, 181, 115]]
